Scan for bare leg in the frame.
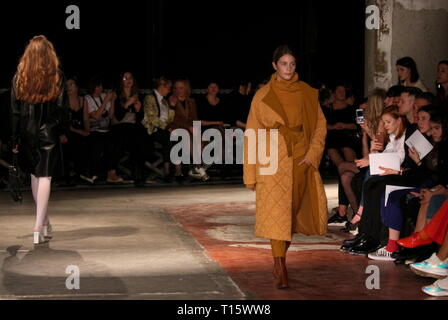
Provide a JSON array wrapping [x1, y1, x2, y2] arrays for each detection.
[[350, 206, 363, 224], [415, 202, 430, 232], [389, 228, 400, 241]]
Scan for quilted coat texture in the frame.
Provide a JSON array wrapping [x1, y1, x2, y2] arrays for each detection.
[[244, 78, 328, 241]]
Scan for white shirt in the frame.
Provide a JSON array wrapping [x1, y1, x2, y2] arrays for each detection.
[[383, 131, 406, 165], [154, 90, 169, 123], [85, 93, 112, 132]]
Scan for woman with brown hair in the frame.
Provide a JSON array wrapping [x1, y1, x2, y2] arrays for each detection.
[[11, 35, 69, 244], [244, 45, 328, 289], [168, 78, 199, 180]]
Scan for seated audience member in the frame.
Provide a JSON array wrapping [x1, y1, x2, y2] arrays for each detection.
[[334, 89, 386, 229], [396, 56, 429, 92], [396, 113, 448, 235], [192, 80, 228, 180], [367, 106, 441, 261], [197, 81, 227, 130], [436, 60, 448, 110], [398, 86, 422, 125], [324, 84, 359, 222], [342, 106, 413, 255], [168, 78, 198, 180], [62, 77, 89, 184], [228, 80, 252, 130], [385, 85, 405, 107], [84, 76, 123, 184], [413, 92, 435, 123], [112, 72, 145, 186], [142, 76, 175, 182]]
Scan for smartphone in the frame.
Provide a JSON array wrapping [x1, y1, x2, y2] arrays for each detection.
[[356, 109, 365, 124], [375, 132, 385, 146]]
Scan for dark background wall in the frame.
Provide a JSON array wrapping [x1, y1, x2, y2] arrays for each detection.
[[0, 0, 365, 97]]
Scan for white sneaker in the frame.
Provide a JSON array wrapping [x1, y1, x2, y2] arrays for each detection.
[[368, 246, 396, 261], [422, 278, 448, 297], [188, 166, 209, 181], [80, 175, 94, 184], [410, 253, 448, 279]]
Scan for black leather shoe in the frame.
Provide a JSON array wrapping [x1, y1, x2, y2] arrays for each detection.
[[349, 236, 381, 255], [340, 233, 366, 252], [328, 212, 348, 224], [340, 221, 359, 233]]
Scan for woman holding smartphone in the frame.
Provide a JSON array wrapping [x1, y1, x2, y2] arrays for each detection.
[[338, 89, 386, 232]]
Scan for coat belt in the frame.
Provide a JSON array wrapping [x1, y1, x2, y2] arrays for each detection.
[[267, 123, 304, 157]]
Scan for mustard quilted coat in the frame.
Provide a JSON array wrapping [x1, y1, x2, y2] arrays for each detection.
[[244, 81, 328, 241]]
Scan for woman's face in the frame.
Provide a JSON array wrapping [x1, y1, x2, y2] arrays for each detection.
[[382, 113, 400, 135], [207, 83, 219, 96], [94, 85, 103, 96], [66, 79, 78, 95], [430, 122, 443, 142], [417, 111, 431, 134], [437, 63, 448, 85], [174, 81, 188, 98], [273, 54, 296, 81], [122, 72, 134, 89], [334, 86, 346, 102], [397, 65, 411, 82]]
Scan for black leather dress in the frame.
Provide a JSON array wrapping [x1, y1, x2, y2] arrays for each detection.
[[10, 76, 69, 177]]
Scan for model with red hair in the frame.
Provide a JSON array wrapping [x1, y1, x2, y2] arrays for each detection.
[[11, 35, 69, 244]]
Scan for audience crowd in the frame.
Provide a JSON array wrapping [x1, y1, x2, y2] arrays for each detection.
[[326, 57, 448, 297]]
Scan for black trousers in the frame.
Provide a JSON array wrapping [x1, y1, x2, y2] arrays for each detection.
[[146, 129, 172, 164], [112, 123, 146, 179], [63, 131, 89, 177], [88, 131, 115, 176]]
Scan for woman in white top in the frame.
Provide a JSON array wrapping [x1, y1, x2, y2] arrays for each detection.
[[396, 57, 429, 92], [84, 77, 123, 184], [349, 106, 410, 224]]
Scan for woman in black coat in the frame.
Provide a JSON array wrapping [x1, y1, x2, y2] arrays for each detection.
[[11, 35, 69, 244]]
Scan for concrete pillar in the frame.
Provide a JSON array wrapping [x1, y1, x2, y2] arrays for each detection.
[[365, 0, 448, 96]]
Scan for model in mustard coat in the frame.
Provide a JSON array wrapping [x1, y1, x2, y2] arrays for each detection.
[[243, 45, 328, 288]]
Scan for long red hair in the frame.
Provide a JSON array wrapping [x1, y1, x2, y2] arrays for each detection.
[[15, 35, 62, 104]]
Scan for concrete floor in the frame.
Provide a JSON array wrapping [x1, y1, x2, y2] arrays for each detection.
[[0, 181, 364, 300], [0, 184, 259, 300]]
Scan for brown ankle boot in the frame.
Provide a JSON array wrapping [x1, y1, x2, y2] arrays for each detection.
[[273, 257, 289, 289]]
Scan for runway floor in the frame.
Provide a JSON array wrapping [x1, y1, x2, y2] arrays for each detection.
[[0, 182, 444, 300]]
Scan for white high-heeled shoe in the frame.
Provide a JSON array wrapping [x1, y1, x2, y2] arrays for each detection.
[[33, 232, 45, 244], [42, 224, 53, 238]]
